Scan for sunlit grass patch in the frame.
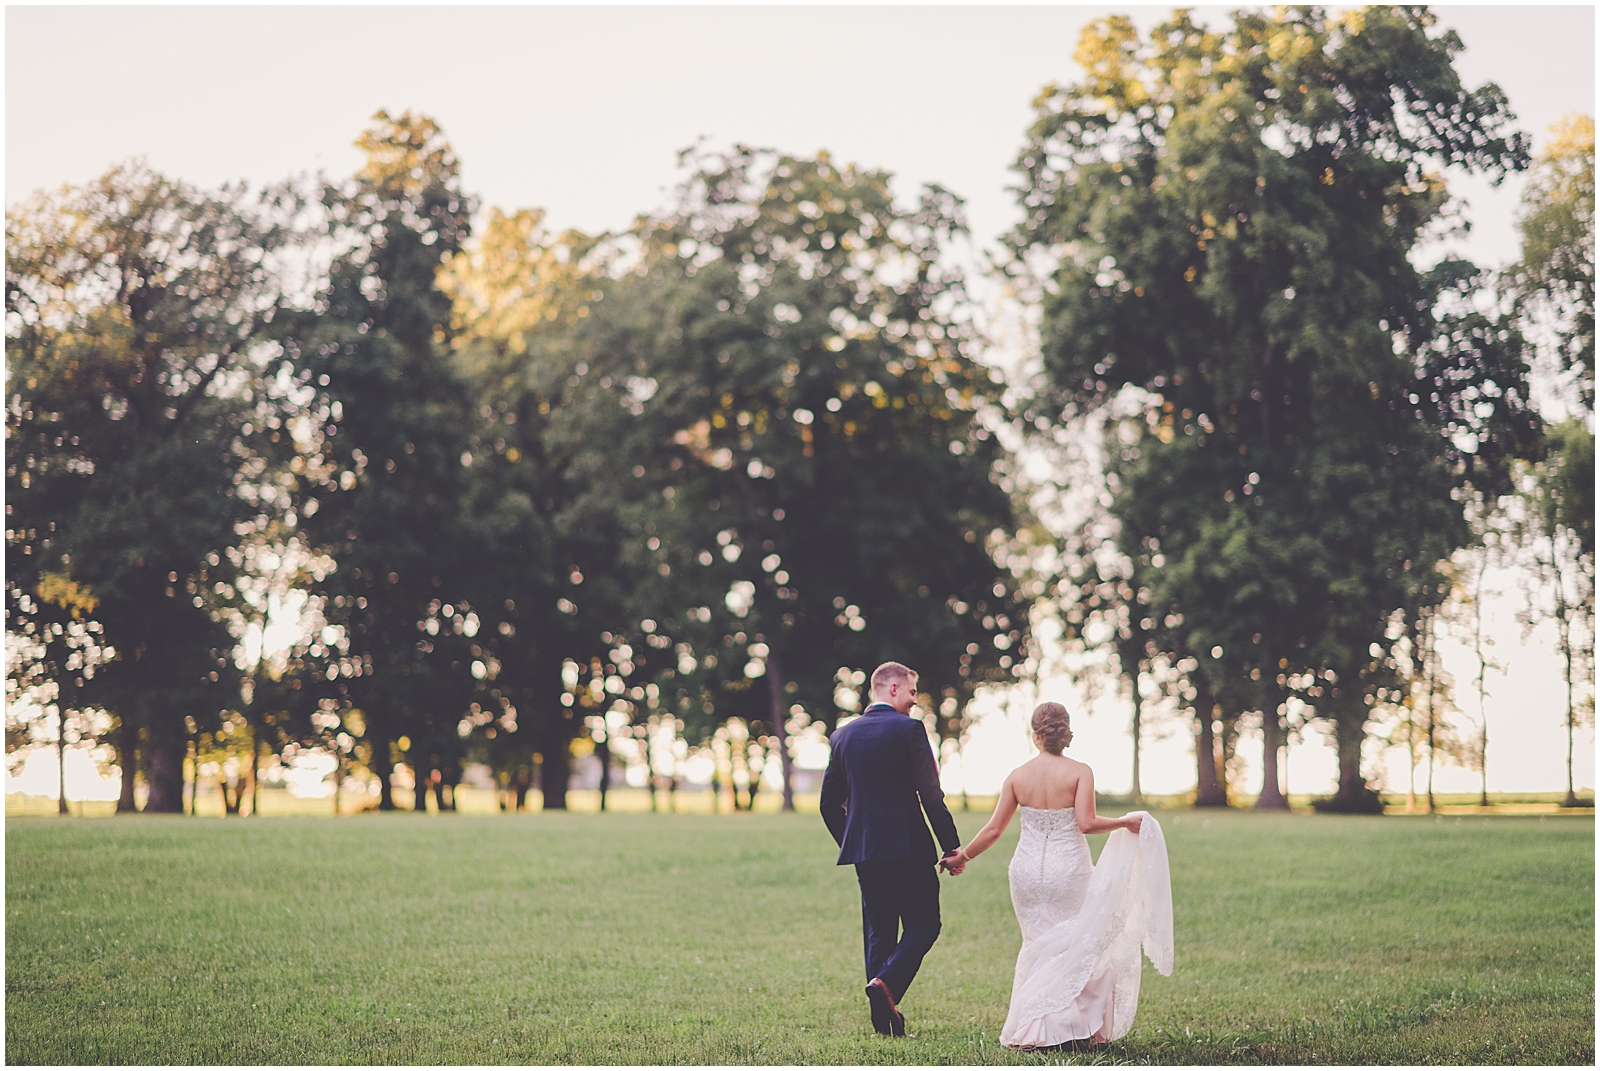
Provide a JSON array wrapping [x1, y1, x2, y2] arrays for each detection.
[[5, 809, 1592, 1064]]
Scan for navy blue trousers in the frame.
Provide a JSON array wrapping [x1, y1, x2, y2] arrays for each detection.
[[855, 858, 942, 1003]]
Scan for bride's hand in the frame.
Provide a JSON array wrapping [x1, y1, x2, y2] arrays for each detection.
[[939, 849, 969, 875], [1124, 815, 1143, 834]]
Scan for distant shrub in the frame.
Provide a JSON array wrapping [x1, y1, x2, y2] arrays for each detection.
[[1312, 785, 1386, 814]]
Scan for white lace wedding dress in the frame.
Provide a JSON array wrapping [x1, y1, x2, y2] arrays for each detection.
[[999, 807, 1173, 1048]]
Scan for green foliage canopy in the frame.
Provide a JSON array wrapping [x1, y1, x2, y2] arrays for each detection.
[[276, 111, 482, 810], [1008, 6, 1536, 808], [5, 164, 301, 810], [1509, 114, 1595, 409]]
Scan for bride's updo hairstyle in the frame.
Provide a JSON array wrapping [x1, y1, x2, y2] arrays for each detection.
[[1031, 702, 1073, 754]]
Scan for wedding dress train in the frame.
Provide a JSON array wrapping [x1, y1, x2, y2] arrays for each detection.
[[999, 807, 1173, 1047]]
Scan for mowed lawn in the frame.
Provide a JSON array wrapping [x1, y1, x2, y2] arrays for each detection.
[[5, 809, 1592, 1065]]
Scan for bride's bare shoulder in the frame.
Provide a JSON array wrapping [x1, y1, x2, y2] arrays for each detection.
[[1006, 756, 1035, 780], [1008, 754, 1050, 785]]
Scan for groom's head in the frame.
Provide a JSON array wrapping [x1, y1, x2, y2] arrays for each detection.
[[869, 662, 919, 714]]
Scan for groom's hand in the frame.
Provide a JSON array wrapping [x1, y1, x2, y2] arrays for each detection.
[[939, 848, 966, 876]]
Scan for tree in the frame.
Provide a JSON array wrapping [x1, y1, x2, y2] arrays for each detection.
[[5, 575, 109, 814], [1516, 421, 1596, 807], [1006, 7, 1533, 811], [572, 146, 1031, 808], [1030, 405, 1210, 806], [1508, 115, 1595, 410], [1508, 114, 1595, 809], [1384, 600, 1473, 813], [1049, 484, 1160, 804], [437, 206, 628, 811], [1446, 508, 1506, 808], [6, 164, 299, 812], [281, 111, 481, 811]]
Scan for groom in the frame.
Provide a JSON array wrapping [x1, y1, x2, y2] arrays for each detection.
[[820, 661, 962, 1036]]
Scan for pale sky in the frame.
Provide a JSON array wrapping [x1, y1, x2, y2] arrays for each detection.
[[5, 3, 1594, 801], [6, 5, 1594, 258]]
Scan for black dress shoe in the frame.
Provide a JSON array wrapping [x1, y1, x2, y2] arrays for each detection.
[[865, 981, 890, 1035], [866, 978, 906, 1036]]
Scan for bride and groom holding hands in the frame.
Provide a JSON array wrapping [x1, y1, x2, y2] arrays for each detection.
[[819, 661, 1174, 1047]]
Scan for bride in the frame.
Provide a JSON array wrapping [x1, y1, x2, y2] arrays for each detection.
[[941, 701, 1173, 1048]]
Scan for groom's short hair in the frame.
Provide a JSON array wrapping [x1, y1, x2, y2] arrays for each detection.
[[870, 661, 917, 696]]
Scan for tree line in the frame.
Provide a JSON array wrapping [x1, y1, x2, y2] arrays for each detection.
[[7, 7, 1593, 816]]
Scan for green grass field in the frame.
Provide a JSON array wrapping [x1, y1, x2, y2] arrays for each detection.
[[5, 809, 1592, 1065]]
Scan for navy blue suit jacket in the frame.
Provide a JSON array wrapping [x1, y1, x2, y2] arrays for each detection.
[[820, 703, 961, 865]]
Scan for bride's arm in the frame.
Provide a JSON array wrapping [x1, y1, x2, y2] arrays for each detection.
[[1073, 767, 1143, 835], [950, 776, 1019, 865]]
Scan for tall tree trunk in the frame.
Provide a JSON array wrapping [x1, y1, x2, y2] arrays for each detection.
[[541, 737, 571, 811], [961, 738, 971, 812], [540, 648, 578, 811], [1405, 717, 1417, 813], [639, 725, 659, 813], [1192, 671, 1226, 807], [1312, 683, 1382, 812], [1423, 612, 1437, 815], [249, 740, 260, 817], [726, 736, 745, 811], [1555, 545, 1578, 807], [732, 739, 745, 813], [1472, 559, 1491, 809], [1562, 619, 1577, 806], [220, 776, 241, 815], [1283, 716, 1292, 805], [117, 714, 138, 813], [1219, 716, 1239, 803], [596, 738, 611, 812], [1564, 655, 1576, 806], [1479, 717, 1490, 809], [1334, 705, 1366, 806], [371, 732, 397, 811], [730, 469, 794, 812], [1255, 696, 1289, 811], [143, 724, 186, 813], [413, 753, 432, 812], [189, 733, 200, 816], [1406, 742, 1415, 810], [745, 743, 761, 812], [1425, 709, 1436, 814], [766, 651, 796, 812], [134, 610, 186, 812], [513, 772, 530, 812], [56, 710, 69, 816], [1565, 679, 1576, 806], [1129, 678, 1144, 806]]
